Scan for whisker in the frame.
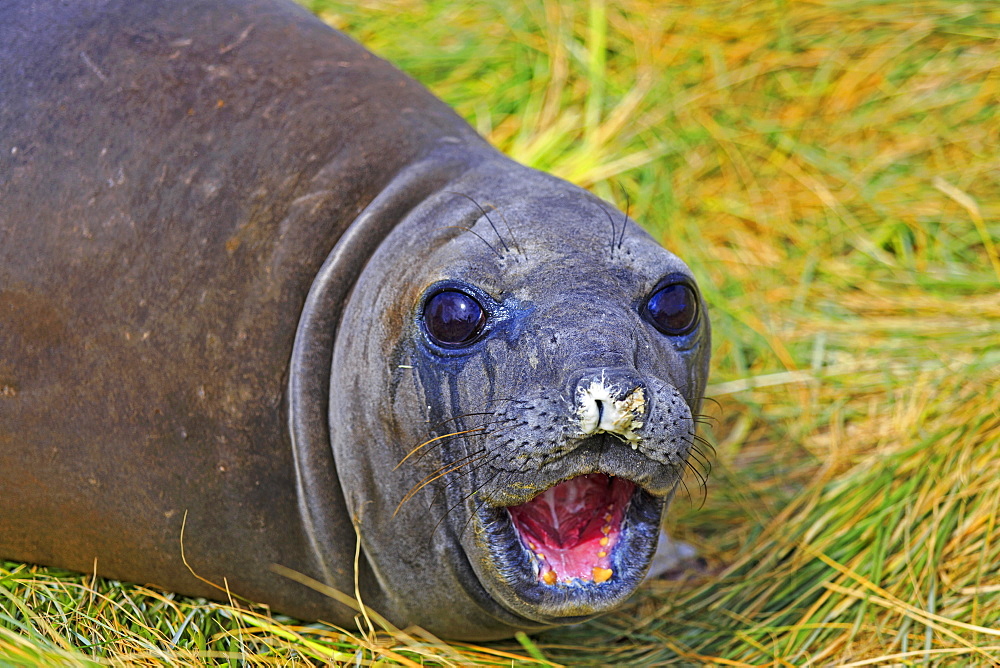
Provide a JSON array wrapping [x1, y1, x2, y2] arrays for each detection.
[[683, 458, 709, 493], [693, 411, 719, 426], [687, 447, 711, 473], [442, 191, 511, 254], [688, 439, 714, 467], [395, 427, 486, 470], [491, 207, 525, 258], [435, 466, 505, 536], [600, 204, 618, 256], [425, 411, 498, 433], [617, 183, 630, 249], [676, 471, 694, 504], [459, 467, 523, 541], [688, 436, 714, 462], [399, 410, 520, 469], [687, 456, 712, 483], [423, 447, 496, 509], [393, 451, 491, 517], [438, 225, 503, 258], [459, 493, 497, 540], [702, 396, 722, 413], [692, 434, 717, 460]]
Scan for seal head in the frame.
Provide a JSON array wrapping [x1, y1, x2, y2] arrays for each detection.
[[326, 154, 710, 636]]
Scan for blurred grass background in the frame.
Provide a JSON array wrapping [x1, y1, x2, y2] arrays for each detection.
[[3, 0, 999, 664]]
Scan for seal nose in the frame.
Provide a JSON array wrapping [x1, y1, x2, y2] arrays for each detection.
[[572, 370, 647, 446]]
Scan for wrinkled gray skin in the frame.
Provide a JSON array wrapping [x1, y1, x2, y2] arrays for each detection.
[[0, 0, 709, 640]]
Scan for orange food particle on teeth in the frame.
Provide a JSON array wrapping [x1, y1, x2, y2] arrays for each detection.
[[542, 570, 557, 585], [592, 567, 613, 583], [599, 536, 609, 546]]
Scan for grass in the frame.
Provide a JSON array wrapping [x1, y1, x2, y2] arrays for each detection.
[[4, 0, 999, 664]]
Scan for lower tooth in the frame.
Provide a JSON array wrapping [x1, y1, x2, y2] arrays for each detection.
[[592, 567, 613, 583], [542, 570, 557, 585]]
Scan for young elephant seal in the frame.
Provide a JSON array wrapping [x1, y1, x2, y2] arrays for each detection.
[[0, 0, 710, 640]]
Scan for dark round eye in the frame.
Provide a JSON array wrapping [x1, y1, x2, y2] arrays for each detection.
[[423, 290, 487, 347], [645, 283, 698, 335]]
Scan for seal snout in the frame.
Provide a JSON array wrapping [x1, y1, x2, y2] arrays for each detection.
[[566, 368, 696, 469], [467, 366, 694, 611]]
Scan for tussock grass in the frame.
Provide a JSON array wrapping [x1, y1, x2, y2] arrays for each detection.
[[4, 0, 998, 664]]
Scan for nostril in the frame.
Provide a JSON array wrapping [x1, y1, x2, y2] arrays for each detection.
[[574, 377, 646, 445]]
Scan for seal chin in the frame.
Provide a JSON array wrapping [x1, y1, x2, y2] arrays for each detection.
[[476, 472, 664, 621]]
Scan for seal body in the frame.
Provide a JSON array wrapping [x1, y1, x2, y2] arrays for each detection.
[[0, 0, 709, 640]]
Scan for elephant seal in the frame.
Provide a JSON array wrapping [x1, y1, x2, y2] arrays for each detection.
[[0, 0, 710, 640]]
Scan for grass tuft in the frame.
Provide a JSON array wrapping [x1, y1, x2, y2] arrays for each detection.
[[4, 0, 998, 664]]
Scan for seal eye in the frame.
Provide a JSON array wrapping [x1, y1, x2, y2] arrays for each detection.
[[645, 283, 698, 335], [423, 290, 486, 347]]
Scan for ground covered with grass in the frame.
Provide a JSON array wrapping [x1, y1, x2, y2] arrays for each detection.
[[3, 0, 998, 665]]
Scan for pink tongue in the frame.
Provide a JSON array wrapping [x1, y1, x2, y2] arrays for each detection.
[[507, 474, 634, 583]]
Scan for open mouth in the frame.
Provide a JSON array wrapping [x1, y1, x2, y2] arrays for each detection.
[[474, 468, 664, 623], [507, 474, 633, 585], [456, 378, 696, 623]]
